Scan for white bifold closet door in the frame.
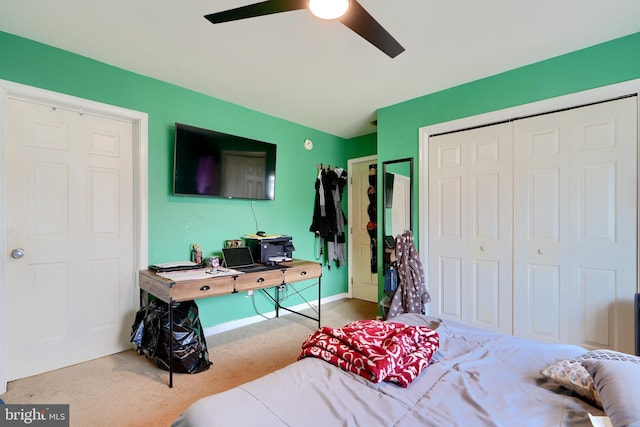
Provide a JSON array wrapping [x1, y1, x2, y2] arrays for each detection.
[[428, 122, 514, 335], [513, 97, 637, 354], [428, 97, 637, 353]]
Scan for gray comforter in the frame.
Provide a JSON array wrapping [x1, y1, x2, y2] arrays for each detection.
[[173, 314, 604, 426]]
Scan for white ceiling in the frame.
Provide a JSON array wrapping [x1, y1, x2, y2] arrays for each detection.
[[1, 1, 639, 138]]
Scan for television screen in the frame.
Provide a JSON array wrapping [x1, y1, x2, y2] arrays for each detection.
[[173, 123, 277, 200]]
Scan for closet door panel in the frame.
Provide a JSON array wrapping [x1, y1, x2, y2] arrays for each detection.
[[514, 97, 637, 352], [436, 177, 464, 319], [439, 177, 463, 238], [569, 97, 637, 353], [515, 166, 565, 341], [429, 123, 512, 333], [472, 259, 500, 327], [438, 256, 463, 318], [578, 162, 615, 244], [466, 125, 513, 333], [578, 267, 616, 348], [526, 264, 562, 340], [429, 134, 467, 323], [514, 113, 572, 344], [529, 168, 560, 242]]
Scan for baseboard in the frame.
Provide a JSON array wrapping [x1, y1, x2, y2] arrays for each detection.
[[203, 292, 349, 337]]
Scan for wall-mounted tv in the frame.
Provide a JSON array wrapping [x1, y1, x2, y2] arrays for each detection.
[[173, 123, 277, 200]]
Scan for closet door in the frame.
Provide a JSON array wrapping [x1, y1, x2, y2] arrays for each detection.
[[513, 110, 572, 344], [513, 97, 637, 354], [428, 123, 513, 334]]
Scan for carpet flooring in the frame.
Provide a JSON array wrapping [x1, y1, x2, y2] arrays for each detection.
[[0, 298, 378, 427]]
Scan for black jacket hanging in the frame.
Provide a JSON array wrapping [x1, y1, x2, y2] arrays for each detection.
[[309, 168, 346, 240], [310, 167, 348, 267]]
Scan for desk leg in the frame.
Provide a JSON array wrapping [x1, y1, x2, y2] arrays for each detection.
[[317, 276, 321, 329], [259, 279, 321, 328], [168, 300, 173, 388]]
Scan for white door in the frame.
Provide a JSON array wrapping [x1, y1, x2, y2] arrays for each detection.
[[428, 132, 467, 321], [428, 123, 513, 334], [513, 97, 637, 354], [349, 157, 378, 302], [5, 97, 136, 380]]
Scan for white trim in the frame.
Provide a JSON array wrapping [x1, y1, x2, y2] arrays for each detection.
[[418, 79, 640, 316], [347, 154, 377, 299], [203, 292, 348, 336], [0, 79, 148, 393]]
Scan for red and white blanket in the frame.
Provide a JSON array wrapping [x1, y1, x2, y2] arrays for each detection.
[[298, 319, 439, 387]]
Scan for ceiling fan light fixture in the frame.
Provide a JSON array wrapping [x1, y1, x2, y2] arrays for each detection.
[[309, 0, 349, 20]]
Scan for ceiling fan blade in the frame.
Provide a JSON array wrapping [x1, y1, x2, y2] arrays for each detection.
[[339, 0, 405, 58], [205, 0, 308, 24]]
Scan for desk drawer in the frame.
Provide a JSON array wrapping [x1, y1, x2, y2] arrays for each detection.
[[284, 262, 322, 283], [234, 270, 283, 292], [170, 276, 235, 302]]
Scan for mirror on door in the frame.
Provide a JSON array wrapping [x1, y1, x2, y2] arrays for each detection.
[[382, 157, 413, 268]]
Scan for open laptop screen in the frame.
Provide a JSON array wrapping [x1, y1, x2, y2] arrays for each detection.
[[222, 247, 255, 269]]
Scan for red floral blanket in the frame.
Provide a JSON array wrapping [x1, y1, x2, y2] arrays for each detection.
[[298, 319, 439, 387]]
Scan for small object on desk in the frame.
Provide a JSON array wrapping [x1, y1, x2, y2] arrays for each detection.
[[157, 267, 237, 281], [224, 239, 244, 248], [268, 256, 292, 262], [244, 233, 283, 239], [149, 261, 200, 272], [191, 243, 202, 264]]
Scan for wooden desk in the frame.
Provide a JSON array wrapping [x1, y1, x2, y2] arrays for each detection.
[[138, 259, 322, 387]]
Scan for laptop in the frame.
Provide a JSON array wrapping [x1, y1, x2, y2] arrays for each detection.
[[221, 247, 257, 270], [221, 246, 287, 272]]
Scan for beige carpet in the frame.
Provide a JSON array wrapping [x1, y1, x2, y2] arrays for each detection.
[[0, 298, 378, 427]]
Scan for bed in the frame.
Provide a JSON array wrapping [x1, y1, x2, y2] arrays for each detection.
[[172, 313, 640, 427]]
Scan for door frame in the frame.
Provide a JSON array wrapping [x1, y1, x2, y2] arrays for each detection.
[[347, 154, 377, 298], [419, 79, 640, 316], [0, 80, 149, 393]]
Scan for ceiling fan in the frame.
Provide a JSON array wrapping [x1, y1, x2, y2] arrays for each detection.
[[204, 0, 405, 58]]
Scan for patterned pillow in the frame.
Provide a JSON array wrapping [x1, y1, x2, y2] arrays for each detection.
[[540, 350, 640, 407]]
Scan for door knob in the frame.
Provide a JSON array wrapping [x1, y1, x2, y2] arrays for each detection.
[[537, 249, 545, 255], [10, 248, 25, 259]]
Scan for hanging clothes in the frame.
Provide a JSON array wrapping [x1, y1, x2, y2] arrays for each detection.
[[367, 164, 377, 273], [310, 167, 348, 267], [387, 230, 431, 318]]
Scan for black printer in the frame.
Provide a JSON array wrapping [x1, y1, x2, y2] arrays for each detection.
[[246, 236, 295, 264]]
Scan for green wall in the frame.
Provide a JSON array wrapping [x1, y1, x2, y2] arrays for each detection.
[[375, 31, 640, 296], [0, 30, 356, 328], [345, 132, 377, 160], [3, 28, 639, 323]]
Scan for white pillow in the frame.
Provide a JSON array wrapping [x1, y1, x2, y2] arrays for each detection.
[[582, 359, 640, 427], [540, 349, 640, 407]]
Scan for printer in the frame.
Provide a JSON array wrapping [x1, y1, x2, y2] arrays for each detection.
[[246, 236, 295, 264]]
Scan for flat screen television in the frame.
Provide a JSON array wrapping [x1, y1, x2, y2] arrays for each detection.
[[173, 123, 277, 200]]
